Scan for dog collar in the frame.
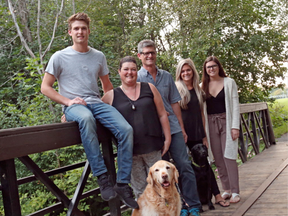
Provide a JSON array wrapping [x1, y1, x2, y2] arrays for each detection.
[[192, 161, 206, 168]]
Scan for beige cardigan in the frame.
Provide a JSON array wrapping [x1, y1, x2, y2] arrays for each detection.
[[204, 77, 240, 161]]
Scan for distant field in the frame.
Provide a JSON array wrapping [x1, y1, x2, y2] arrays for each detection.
[[275, 98, 288, 107], [268, 98, 288, 114], [268, 98, 288, 138], [273, 98, 288, 112]]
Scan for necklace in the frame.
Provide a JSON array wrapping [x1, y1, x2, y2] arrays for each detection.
[[121, 84, 137, 111]]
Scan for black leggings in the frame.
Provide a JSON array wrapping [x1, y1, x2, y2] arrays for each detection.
[[187, 140, 220, 196]]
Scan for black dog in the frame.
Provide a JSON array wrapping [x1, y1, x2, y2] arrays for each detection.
[[190, 143, 215, 211]]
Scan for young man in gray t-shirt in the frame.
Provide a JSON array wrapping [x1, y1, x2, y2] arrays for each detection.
[[41, 12, 138, 209]]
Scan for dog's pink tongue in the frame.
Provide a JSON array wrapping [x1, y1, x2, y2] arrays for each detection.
[[163, 182, 170, 187]]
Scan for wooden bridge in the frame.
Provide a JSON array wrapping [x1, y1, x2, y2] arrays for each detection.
[[0, 102, 287, 215], [201, 133, 288, 216]]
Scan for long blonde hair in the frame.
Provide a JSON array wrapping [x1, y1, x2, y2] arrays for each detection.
[[175, 58, 204, 111]]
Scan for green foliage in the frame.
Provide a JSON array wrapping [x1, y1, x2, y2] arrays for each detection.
[[268, 98, 288, 141], [0, 67, 62, 129], [273, 122, 288, 138], [268, 98, 288, 128], [167, 0, 288, 103]]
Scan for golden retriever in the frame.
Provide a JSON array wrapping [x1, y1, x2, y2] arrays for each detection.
[[132, 160, 181, 216]]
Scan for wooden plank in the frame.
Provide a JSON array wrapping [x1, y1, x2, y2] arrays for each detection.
[[239, 102, 268, 114], [0, 122, 79, 136], [250, 112, 260, 153], [264, 109, 276, 145], [102, 134, 122, 215], [18, 156, 85, 216], [27, 202, 65, 216], [67, 161, 91, 216], [0, 122, 81, 161], [254, 113, 269, 148], [232, 158, 288, 216], [27, 188, 101, 216], [241, 114, 259, 154], [0, 159, 21, 216], [245, 168, 288, 215], [15, 161, 86, 186], [238, 123, 247, 163]]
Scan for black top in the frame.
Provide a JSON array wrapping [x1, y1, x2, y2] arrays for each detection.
[[181, 88, 206, 142], [112, 82, 163, 155], [206, 87, 226, 114]]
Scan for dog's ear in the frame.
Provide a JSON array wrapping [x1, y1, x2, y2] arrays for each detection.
[[147, 168, 154, 186], [203, 144, 208, 152]]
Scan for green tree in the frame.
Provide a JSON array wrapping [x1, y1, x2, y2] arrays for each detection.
[[168, 0, 288, 103]]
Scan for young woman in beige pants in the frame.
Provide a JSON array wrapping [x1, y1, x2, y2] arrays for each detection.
[[201, 56, 241, 204]]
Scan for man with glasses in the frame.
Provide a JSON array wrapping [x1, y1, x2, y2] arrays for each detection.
[[137, 39, 202, 216]]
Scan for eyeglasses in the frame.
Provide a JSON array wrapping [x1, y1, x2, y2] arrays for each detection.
[[206, 64, 218, 70], [140, 51, 156, 57]]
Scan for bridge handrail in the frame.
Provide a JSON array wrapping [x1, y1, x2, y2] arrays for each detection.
[[0, 102, 276, 215], [0, 121, 121, 216], [238, 102, 275, 162]]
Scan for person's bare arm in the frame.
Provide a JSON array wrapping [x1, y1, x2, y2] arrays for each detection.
[[171, 102, 188, 143], [149, 83, 171, 156], [101, 89, 114, 105], [99, 74, 113, 93], [41, 72, 86, 106]]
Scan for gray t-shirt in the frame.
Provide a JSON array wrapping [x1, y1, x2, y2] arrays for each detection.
[[45, 46, 109, 106], [137, 66, 182, 135]]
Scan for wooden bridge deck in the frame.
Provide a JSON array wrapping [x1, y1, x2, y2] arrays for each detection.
[[201, 134, 288, 216]]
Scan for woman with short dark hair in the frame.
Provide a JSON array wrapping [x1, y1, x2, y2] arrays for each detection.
[[102, 56, 171, 198]]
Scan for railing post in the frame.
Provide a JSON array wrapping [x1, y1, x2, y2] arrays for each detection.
[[241, 114, 259, 155], [251, 112, 260, 153], [264, 104, 276, 145], [98, 122, 121, 216], [0, 159, 21, 216], [67, 161, 91, 216], [238, 121, 247, 163]]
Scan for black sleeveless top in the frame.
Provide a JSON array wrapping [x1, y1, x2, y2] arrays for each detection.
[[112, 82, 163, 155], [206, 87, 226, 114], [181, 88, 206, 142]]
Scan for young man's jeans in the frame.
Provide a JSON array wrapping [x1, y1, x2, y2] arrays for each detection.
[[163, 132, 202, 210], [64, 103, 133, 183]]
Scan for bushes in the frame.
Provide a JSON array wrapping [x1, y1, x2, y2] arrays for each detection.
[[268, 98, 288, 137]]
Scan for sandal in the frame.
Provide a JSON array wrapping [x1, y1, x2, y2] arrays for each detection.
[[230, 193, 240, 203], [221, 192, 232, 200], [215, 200, 230, 207]]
